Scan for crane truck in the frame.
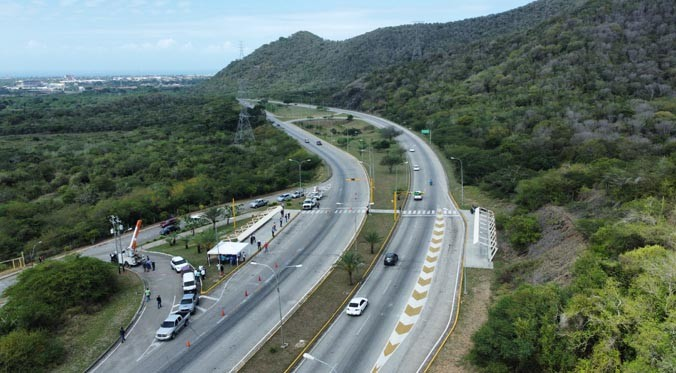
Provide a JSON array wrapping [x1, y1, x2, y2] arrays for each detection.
[[112, 220, 143, 267]]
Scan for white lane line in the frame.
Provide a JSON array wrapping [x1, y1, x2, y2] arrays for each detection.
[[199, 295, 218, 301], [356, 314, 371, 336]]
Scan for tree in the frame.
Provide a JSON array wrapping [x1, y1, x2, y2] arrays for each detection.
[[334, 251, 364, 285], [179, 234, 191, 250], [184, 214, 202, 236], [363, 231, 382, 254], [202, 207, 224, 232], [380, 152, 404, 173]]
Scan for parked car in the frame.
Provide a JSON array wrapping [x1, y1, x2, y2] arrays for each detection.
[[178, 293, 199, 315], [161, 217, 178, 228], [277, 193, 292, 202], [304, 138, 310, 143], [413, 191, 423, 201], [156, 312, 190, 340], [290, 190, 304, 199], [170, 256, 191, 273], [249, 198, 268, 208], [160, 225, 179, 235], [384, 253, 399, 266], [316, 140, 322, 145], [346, 297, 369, 316], [302, 198, 319, 210]]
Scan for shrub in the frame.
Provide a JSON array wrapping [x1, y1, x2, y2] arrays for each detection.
[[0, 329, 64, 372], [505, 214, 542, 254], [2, 256, 118, 332]]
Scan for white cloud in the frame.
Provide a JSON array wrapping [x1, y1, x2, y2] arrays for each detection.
[[121, 38, 178, 50], [204, 41, 233, 54], [156, 38, 175, 48], [26, 39, 45, 49], [59, 0, 77, 7]]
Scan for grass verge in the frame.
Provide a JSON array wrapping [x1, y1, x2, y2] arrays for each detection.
[[428, 269, 493, 373], [54, 270, 143, 372]]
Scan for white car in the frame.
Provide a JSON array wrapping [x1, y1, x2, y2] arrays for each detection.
[[346, 297, 368, 316], [170, 256, 190, 273], [413, 191, 423, 201], [413, 165, 420, 171], [409, 147, 415, 152]]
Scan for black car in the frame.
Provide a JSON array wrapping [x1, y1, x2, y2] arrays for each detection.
[[160, 225, 179, 235], [384, 253, 399, 266]]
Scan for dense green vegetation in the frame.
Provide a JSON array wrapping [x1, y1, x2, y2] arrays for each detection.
[[204, 0, 572, 98], [0, 256, 117, 372], [205, 0, 675, 371], [0, 90, 320, 261]]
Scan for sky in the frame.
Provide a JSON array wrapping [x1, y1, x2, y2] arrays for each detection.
[[1, 0, 535, 77]]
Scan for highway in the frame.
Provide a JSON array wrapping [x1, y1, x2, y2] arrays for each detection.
[[91, 111, 370, 372], [295, 108, 465, 373]]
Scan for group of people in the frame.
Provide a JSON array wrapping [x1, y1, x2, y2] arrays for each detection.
[[142, 255, 155, 272]]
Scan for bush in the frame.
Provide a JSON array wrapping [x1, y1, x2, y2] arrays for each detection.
[[469, 285, 575, 372], [2, 256, 118, 332], [0, 329, 64, 372], [505, 214, 542, 254]]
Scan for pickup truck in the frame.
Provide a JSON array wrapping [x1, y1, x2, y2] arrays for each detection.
[[302, 198, 319, 210], [156, 311, 190, 341], [249, 198, 268, 208]]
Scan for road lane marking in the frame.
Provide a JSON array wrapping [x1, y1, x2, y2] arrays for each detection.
[[372, 212, 446, 372], [356, 314, 371, 336]]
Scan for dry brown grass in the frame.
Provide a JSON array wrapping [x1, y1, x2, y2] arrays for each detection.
[[428, 269, 493, 373]]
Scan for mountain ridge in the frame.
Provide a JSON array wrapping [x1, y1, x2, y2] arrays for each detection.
[[205, 0, 577, 97]]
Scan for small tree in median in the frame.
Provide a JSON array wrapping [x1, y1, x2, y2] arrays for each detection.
[[363, 231, 382, 254], [335, 251, 364, 285], [203, 207, 224, 232]]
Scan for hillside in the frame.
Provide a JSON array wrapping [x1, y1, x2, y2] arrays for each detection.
[[204, 0, 575, 97]]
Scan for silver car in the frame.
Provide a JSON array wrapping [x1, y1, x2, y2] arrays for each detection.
[[156, 312, 190, 341], [178, 293, 199, 315]]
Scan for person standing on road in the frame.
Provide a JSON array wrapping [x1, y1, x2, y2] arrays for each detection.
[[151, 261, 156, 271], [257, 241, 261, 251], [156, 295, 162, 309], [145, 288, 151, 302], [264, 242, 269, 253], [119, 326, 126, 343]]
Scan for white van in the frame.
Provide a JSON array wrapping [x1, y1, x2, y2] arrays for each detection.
[[182, 272, 199, 293]]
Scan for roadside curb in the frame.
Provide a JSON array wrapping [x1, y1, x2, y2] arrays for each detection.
[[85, 270, 147, 372]]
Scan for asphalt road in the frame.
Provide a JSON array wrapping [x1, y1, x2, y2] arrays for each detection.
[[295, 107, 465, 373], [91, 111, 370, 372]]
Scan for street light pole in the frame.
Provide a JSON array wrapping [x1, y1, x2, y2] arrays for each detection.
[[250, 262, 302, 348], [289, 158, 311, 192], [303, 353, 338, 373], [450, 157, 464, 205]]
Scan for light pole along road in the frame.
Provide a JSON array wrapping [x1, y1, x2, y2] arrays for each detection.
[[295, 106, 465, 373], [92, 107, 371, 373]]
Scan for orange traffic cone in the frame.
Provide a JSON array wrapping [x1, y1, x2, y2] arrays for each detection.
[[186, 340, 191, 348], [221, 308, 225, 317]]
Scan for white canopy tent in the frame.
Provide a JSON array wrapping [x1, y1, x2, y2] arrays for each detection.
[[207, 241, 250, 265]]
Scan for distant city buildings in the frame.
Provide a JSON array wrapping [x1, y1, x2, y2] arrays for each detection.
[[1, 74, 209, 94]]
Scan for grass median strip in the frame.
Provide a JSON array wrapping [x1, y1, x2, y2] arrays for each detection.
[[242, 116, 406, 372]]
